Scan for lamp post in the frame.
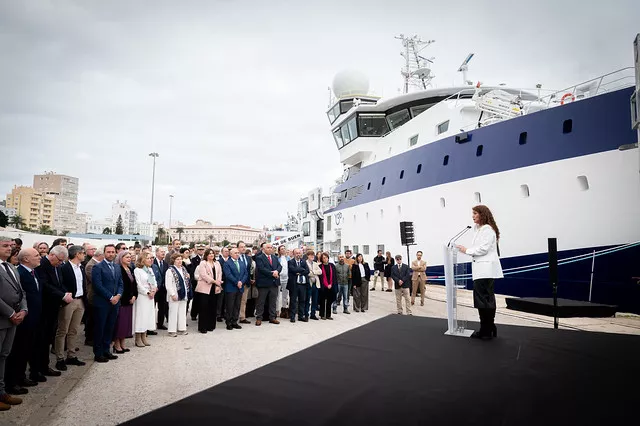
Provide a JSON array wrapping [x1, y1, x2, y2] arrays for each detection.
[[168, 194, 174, 244], [148, 153, 159, 228]]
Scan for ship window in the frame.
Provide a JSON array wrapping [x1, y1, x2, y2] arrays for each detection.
[[409, 134, 419, 146], [474, 192, 481, 203], [363, 245, 370, 255], [302, 222, 310, 237], [367, 182, 371, 190], [326, 215, 332, 231], [440, 197, 446, 208], [366, 212, 369, 220], [519, 132, 527, 145], [563, 119, 573, 134], [387, 109, 411, 130], [380, 209, 384, 219], [476, 145, 483, 156], [382, 177, 386, 185], [443, 155, 449, 166], [353, 245, 359, 254], [353, 215, 356, 223], [397, 205, 402, 215], [377, 244, 385, 253], [577, 175, 589, 191], [437, 120, 450, 134], [344, 246, 349, 253], [520, 184, 530, 198], [358, 114, 389, 137], [347, 117, 358, 142], [417, 164, 422, 174], [400, 170, 404, 179], [340, 100, 354, 114], [341, 125, 351, 144], [333, 129, 344, 149], [411, 103, 435, 117]]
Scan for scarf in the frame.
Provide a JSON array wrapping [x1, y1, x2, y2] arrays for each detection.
[[321, 263, 333, 288], [122, 264, 134, 283], [170, 265, 188, 300], [142, 265, 156, 288]]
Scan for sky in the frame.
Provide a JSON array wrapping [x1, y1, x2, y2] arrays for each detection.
[[1, 0, 639, 229]]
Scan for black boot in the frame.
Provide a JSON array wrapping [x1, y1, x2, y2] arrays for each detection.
[[489, 308, 497, 337]]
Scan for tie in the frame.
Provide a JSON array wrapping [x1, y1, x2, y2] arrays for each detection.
[[2, 262, 18, 287], [31, 269, 39, 291], [268, 255, 272, 266], [54, 266, 60, 284], [108, 262, 115, 278], [234, 260, 240, 273]]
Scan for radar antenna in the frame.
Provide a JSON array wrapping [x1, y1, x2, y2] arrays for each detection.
[[457, 53, 475, 85], [395, 34, 435, 94]]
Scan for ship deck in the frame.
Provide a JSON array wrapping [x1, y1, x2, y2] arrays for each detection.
[[6, 287, 640, 426]]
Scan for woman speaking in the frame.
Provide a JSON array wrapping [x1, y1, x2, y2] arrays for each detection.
[[457, 205, 503, 340]]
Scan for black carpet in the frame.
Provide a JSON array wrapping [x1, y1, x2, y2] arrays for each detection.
[[506, 297, 618, 317], [123, 315, 640, 426]]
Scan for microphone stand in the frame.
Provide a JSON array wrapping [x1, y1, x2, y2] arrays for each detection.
[[447, 226, 472, 248]]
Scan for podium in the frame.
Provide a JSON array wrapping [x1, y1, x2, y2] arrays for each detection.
[[444, 245, 474, 337]]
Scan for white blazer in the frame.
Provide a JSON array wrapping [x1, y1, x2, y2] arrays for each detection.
[[466, 224, 504, 280]]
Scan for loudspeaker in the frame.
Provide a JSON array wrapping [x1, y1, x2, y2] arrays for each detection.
[[548, 238, 558, 285], [400, 221, 415, 246]]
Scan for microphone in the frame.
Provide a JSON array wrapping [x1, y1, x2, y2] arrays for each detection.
[[447, 226, 472, 248]]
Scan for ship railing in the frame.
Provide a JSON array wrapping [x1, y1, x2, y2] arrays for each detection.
[[527, 67, 635, 108]]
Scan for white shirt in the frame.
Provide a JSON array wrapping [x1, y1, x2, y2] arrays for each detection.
[[70, 261, 84, 298], [279, 256, 289, 282], [358, 263, 365, 277], [2, 261, 18, 283]]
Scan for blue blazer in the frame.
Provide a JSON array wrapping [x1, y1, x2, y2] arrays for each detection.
[[223, 258, 248, 293], [152, 262, 164, 289], [17, 265, 42, 329], [91, 260, 124, 308], [286, 258, 310, 291], [255, 253, 282, 288]]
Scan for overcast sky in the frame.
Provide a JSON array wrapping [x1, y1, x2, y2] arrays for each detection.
[[1, 0, 638, 229]]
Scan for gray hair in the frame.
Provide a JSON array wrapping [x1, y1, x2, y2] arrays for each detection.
[[68, 245, 84, 260], [155, 246, 166, 253], [0, 236, 12, 243], [94, 248, 104, 257], [50, 245, 69, 260]]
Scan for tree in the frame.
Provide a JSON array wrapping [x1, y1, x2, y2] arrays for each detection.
[[156, 226, 166, 245], [59, 229, 69, 236], [176, 227, 184, 241], [221, 239, 230, 248], [115, 214, 124, 235], [0, 211, 7, 228], [103, 227, 113, 235], [9, 214, 26, 230], [38, 225, 54, 235]]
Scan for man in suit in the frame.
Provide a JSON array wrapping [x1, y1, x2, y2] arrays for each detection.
[[254, 243, 282, 326], [391, 255, 412, 315], [6, 248, 42, 395], [34, 246, 72, 380], [152, 247, 168, 330], [189, 244, 204, 321], [411, 251, 427, 306], [54, 245, 87, 371], [287, 248, 310, 323], [216, 247, 230, 322], [0, 237, 28, 410], [236, 241, 252, 324], [222, 248, 248, 330], [83, 248, 103, 346], [91, 244, 123, 363]]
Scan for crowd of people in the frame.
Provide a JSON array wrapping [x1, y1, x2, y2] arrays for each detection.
[[0, 204, 503, 413]]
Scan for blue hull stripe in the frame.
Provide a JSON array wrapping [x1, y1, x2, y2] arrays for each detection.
[[330, 87, 636, 212]]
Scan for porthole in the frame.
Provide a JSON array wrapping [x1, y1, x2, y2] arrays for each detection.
[[417, 164, 422, 173], [563, 119, 573, 134], [520, 184, 530, 197], [443, 155, 449, 166], [577, 175, 589, 191], [476, 145, 483, 156], [440, 197, 446, 208]]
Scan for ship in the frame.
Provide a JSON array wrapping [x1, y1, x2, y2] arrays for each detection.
[[295, 35, 640, 314]]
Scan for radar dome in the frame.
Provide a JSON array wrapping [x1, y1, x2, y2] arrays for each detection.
[[332, 70, 370, 99]]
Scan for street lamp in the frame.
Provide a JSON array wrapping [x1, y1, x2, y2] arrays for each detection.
[[168, 194, 174, 244], [148, 153, 159, 229]]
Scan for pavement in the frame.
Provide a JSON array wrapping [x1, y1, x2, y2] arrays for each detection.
[[4, 285, 639, 426]]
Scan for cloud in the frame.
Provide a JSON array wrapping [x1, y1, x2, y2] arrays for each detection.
[[1, 0, 639, 229]]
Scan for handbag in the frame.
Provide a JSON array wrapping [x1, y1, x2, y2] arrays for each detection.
[[251, 285, 259, 299]]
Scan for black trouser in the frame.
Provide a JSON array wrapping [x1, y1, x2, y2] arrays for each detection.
[[478, 308, 497, 335], [34, 304, 58, 374], [225, 291, 242, 326], [289, 284, 307, 320], [155, 287, 168, 327], [84, 301, 94, 342], [473, 278, 496, 336], [256, 286, 278, 321], [216, 291, 225, 319], [318, 287, 336, 319], [197, 291, 217, 332], [6, 325, 35, 387], [190, 288, 200, 319]]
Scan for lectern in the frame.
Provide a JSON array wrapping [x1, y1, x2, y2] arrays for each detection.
[[444, 245, 474, 337]]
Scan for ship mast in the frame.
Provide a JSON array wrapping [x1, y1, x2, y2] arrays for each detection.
[[395, 34, 435, 94]]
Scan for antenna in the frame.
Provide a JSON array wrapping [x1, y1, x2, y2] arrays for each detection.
[[457, 53, 475, 85], [395, 34, 436, 94]]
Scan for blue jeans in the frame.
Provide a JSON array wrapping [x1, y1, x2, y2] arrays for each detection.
[[306, 285, 319, 318], [332, 284, 350, 310]]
